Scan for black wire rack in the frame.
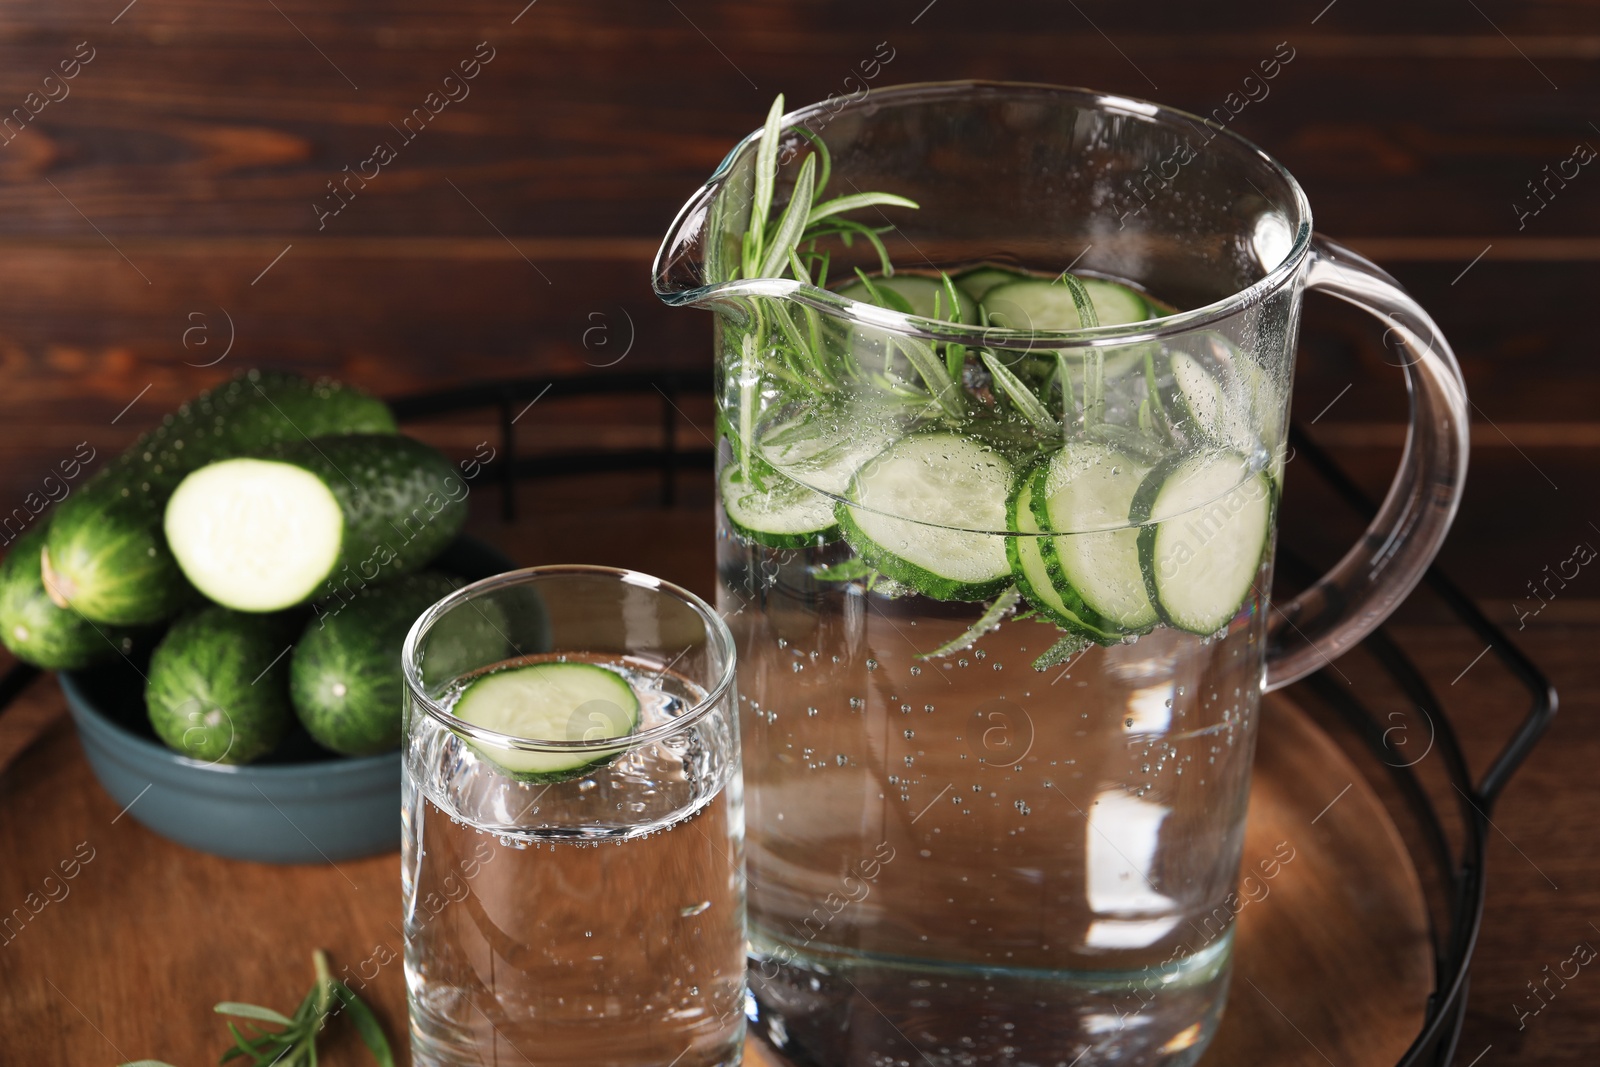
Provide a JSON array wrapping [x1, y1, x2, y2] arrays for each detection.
[[0, 372, 1554, 1066]]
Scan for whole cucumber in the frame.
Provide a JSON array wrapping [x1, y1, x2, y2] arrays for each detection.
[[0, 524, 141, 670], [289, 572, 464, 756], [145, 604, 299, 765]]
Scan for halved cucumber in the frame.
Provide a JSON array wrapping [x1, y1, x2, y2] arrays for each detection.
[[956, 266, 1029, 302], [836, 433, 1014, 601], [1005, 467, 1125, 645], [164, 434, 467, 613], [452, 661, 641, 782], [720, 462, 839, 549], [1131, 451, 1274, 635], [983, 277, 1153, 332], [838, 274, 977, 323], [1033, 443, 1159, 632]]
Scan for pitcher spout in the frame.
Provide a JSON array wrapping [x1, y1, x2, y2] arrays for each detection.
[[652, 178, 721, 307]]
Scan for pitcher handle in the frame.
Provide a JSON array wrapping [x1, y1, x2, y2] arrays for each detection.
[[1264, 236, 1471, 691]]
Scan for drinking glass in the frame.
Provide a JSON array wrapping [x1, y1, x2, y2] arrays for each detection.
[[654, 82, 1468, 1065], [401, 566, 745, 1067]]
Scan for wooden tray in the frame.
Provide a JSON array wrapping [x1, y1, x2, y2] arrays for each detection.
[[0, 678, 1430, 1066]]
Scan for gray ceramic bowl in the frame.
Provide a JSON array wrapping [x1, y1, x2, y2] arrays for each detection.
[[60, 537, 516, 865]]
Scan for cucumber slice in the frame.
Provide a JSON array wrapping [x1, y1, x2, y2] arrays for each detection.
[[836, 433, 1014, 601], [1169, 349, 1254, 451], [720, 463, 839, 549], [1033, 443, 1159, 632], [165, 434, 467, 613], [838, 274, 977, 323], [985, 277, 1156, 383], [756, 408, 898, 496], [983, 277, 1153, 332], [1131, 452, 1274, 635], [1005, 468, 1126, 645], [452, 662, 641, 781], [956, 266, 1029, 302]]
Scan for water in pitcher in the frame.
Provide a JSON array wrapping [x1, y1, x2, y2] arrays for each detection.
[[723, 538, 1264, 1066], [403, 658, 747, 1067], [718, 269, 1283, 1066]]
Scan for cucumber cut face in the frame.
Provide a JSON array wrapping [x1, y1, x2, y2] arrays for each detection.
[[1005, 470, 1126, 645], [1133, 452, 1274, 635], [836, 433, 1014, 601], [165, 459, 345, 612], [452, 662, 642, 781], [1034, 444, 1159, 632], [719, 463, 839, 549]]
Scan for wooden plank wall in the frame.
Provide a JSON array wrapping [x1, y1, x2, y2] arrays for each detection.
[[1, 2, 1595, 604]]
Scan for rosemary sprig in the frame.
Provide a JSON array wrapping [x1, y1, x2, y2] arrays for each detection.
[[918, 588, 1021, 660], [120, 950, 394, 1067], [1053, 271, 1105, 430], [1033, 632, 1091, 672], [981, 352, 1058, 433]]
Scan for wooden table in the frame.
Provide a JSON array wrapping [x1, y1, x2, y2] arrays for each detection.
[[1, 504, 1587, 1067]]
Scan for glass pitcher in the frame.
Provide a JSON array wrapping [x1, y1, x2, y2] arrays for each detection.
[[653, 82, 1467, 1067]]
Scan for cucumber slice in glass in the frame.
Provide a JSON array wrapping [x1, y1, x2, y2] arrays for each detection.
[[453, 661, 641, 782], [1131, 451, 1274, 635], [1006, 466, 1127, 645], [1033, 442, 1159, 632], [720, 463, 840, 549], [836, 432, 1014, 601]]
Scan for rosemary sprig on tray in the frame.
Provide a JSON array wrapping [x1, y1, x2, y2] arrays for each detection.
[[119, 949, 394, 1067]]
